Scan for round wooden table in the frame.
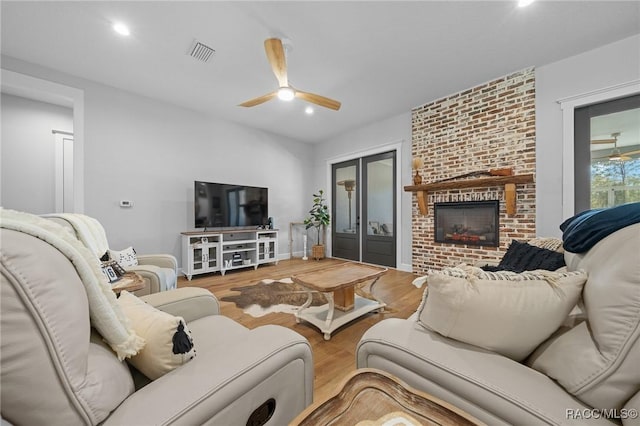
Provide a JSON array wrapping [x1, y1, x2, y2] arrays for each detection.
[[290, 369, 485, 426]]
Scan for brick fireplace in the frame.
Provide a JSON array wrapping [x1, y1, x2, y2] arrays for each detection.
[[411, 68, 536, 274]]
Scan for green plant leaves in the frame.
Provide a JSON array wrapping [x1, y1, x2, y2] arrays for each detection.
[[305, 189, 330, 240]]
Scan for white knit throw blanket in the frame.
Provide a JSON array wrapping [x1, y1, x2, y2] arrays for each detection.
[[1, 209, 144, 360], [41, 213, 110, 258]]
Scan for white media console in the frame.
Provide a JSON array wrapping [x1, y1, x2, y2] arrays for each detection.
[[181, 229, 278, 280]]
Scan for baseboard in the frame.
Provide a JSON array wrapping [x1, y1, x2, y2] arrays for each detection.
[[397, 262, 412, 272], [281, 251, 304, 260]]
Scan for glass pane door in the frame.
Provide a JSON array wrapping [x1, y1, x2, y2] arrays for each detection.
[[206, 246, 217, 269], [332, 160, 359, 261], [363, 151, 396, 267], [589, 108, 640, 208], [193, 247, 203, 271], [575, 94, 640, 212]]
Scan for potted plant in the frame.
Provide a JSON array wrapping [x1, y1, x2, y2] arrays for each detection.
[[304, 189, 330, 260]]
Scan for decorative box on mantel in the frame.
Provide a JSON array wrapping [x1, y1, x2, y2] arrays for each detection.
[[404, 174, 535, 216]]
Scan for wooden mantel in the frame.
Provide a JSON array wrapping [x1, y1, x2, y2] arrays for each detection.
[[404, 174, 535, 216]]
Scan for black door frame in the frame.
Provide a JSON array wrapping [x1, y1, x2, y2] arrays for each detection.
[[329, 149, 398, 267]]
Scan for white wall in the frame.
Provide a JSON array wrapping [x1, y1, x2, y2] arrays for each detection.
[[536, 34, 640, 236], [5, 34, 637, 270], [1, 57, 313, 265], [1, 93, 73, 214], [311, 112, 413, 271]]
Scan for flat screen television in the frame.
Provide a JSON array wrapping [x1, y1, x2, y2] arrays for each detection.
[[194, 181, 268, 229]]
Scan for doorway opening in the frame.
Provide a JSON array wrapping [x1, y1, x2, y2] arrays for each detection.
[[1, 69, 85, 213], [331, 150, 397, 268]]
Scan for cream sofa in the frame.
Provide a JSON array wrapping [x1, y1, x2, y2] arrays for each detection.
[[1, 214, 314, 425], [46, 213, 178, 295], [357, 223, 640, 425]]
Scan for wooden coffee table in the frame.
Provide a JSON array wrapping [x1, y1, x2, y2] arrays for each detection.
[[291, 262, 387, 340], [290, 368, 485, 425]]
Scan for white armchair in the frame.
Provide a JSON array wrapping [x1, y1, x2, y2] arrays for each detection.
[[45, 213, 177, 295]]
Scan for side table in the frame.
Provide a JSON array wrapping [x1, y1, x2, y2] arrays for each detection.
[[290, 368, 484, 426], [111, 272, 146, 295]]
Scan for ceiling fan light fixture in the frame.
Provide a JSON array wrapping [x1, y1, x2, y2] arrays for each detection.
[[277, 87, 295, 101], [239, 38, 341, 110], [609, 153, 623, 161]]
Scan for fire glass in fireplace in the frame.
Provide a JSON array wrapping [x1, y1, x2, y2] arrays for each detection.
[[434, 200, 499, 247]]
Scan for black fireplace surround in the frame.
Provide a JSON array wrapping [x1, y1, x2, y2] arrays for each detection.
[[434, 200, 499, 247]]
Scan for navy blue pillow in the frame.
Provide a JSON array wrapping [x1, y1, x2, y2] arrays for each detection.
[[481, 240, 565, 273], [560, 203, 640, 253]]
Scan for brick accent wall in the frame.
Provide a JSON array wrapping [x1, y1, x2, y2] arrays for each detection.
[[411, 68, 536, 274]]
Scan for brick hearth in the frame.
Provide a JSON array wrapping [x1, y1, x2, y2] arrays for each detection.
[[411, 68, 536, 274]]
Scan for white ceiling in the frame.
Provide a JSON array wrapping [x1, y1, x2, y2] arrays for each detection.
[[1, 1, 639, 144]]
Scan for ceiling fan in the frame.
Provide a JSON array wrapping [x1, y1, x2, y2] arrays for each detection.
[[591, 132, 640, 161], [238, 38, 341, 111]]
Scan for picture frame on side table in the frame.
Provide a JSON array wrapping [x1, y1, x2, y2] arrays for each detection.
[[102, 266, 120, 283]]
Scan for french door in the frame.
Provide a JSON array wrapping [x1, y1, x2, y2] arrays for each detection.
[[574, 94, 640, 212], [332, 159, 359, 261], [362, 151, 396, 267], [331, 151, 396, 267]]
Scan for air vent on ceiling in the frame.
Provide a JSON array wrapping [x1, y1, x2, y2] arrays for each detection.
[[188, 40, 215, 63]]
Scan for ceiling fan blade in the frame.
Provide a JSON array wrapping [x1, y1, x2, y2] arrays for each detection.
[[621, 149, 640, 156], [591, 139, 616, 145], [608, 154, 632, 161], [238, 91, 278, 107], [295, 90, 341, 110], [264, 38, 288, 88]]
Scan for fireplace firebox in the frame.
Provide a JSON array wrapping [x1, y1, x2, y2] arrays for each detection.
[[434, 201, 499, 247]]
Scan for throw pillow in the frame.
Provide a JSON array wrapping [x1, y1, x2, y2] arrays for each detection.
[[109, 246, 138, 267], [527, 237, 564, 253], [117, 291, 196, 380], [411, 265, 470, 288], [417, 266, 587, 361], [482, 240, 565, 273]]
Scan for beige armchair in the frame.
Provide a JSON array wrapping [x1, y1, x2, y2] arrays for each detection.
[[1, 214, 314, 425], [45, 213, 177, 295]]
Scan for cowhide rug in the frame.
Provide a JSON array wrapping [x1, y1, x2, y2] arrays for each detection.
[[220, 278, 328, 318]]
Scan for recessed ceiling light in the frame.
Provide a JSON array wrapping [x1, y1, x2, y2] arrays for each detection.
[[518, 0, 535, 7], [305, 106, 314, 115], [112, 22, 130, 36]]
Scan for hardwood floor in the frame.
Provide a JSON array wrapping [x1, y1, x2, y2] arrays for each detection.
[[177, 258, 422, 403]]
